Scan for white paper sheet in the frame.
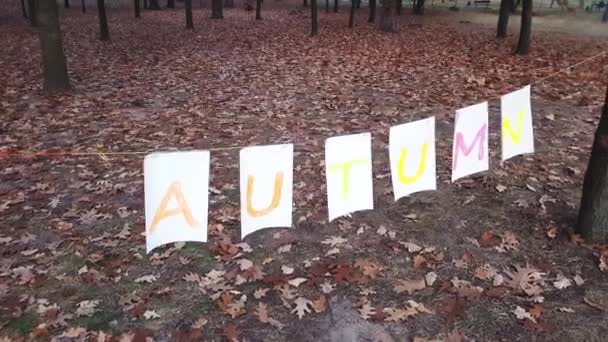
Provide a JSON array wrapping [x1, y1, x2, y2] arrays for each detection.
[[501, 85, 534, 161], [452, 102, 489, 181]]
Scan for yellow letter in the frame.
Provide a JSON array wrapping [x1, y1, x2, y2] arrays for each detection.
[[246, 171, 284, 217], [328, 159, 369, 200], [503, 109, 524, 144], [149, 182, 196, 233], [397, 143, 428, 184]]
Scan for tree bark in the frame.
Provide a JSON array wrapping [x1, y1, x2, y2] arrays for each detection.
[[311, 0, 318, 35], [37, 0, 71, 93], [577, 87, 608, 242], [413, 0, 425, 14], [515, 0, 532, 55], [511, 0, 520, 13], [82, 0, 86, 13], [349, 0, 356, 27], [326, 0, 329, 12], [304, 0, 308, 7], [167, 0, 175, 8], [135, 0, 141, 17], [256, 0, 262, 19], [396, 0, 401, 14], [356, 0, 360, 8], [185, 0, 193, 28], [211, 0, 223, 18], [97, 0, 110, 41], [334, 0, 338, 12], [225, 0, 234, 8], [497, 0, 511, 37], [368, 0, 375, 22], [21, 0, 28, 18], [27, 0, 38, 26], [378, 0, 398, 31], [144, 0, 149, 9], [65, 0, 70, 8], [149, 0, 161, 9]]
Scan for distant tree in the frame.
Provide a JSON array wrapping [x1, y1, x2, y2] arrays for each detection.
[[378, 0, 398, 31], [97, 0, 110, 41], [368, 0, 376, 22], [497, 0, 511, 37], [603, 4, 608, 21], [144, 0, 149, 9], [349, 0, 356, 27], [167, 0, 175, 8], [27, 0, 37, 26], [82, 0, 86, 13], [135, 0, 141, 17], [256, 0, 262, 19], [149, 0, 162, 9], [511, 0, 520, 12], [413, 0, 425, 13], [211, 0, 223, 18], [577, 86, 608, 243], [65, 0, 70, 8], [515, 0, 532, 54], [21, 0, 27, 18], [326, 0, 329, 12], [225, 0, 235, 8], [311, 0, 318, 35], [186, 0, 193, 28], [37, 0, 70, 93], [396, 0, 401, 14], [304, 0, 308, 7], [334, 0, 338, 12]]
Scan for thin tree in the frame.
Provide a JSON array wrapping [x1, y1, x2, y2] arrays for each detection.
[[378, 0, 398, 31], [82, 0, 86, 13], [97, 0, 110, 41], [256, 0, 262, 19], [144, 0, 149, 9], [515, 0, 532, 54], [396, 0, 401, 14], [65, 0, 70, 8], [225, 0, 235, 8], [186, 0, 193, 28], [149, 0, 161, 9], [27, 0, 37, 26], [167, 0, 175, 8], [497, 0, 512, 37], [37, 0, 71, 93], [577, 86, 608, 242], [603, 4, 608, 21], [349, 0, 356, 27], [211, 0, 223, 18], [21, 0, 28, 18], [304, 0, 308, 7], [326, 0, 329, 12], [368, 0, 376, 22], [311, 0, 318, 35], [135, 0, 141, 17], [334, 0, 338, 12], [413, 0, 425, 14]]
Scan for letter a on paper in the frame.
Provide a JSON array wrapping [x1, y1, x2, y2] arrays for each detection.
[[144, 151, 210, 253], [452, 102, 489, 182], [501, 85, 534, 161], [240, 144, 293, 239], [389, 117, 437, 200], [325, 133, 374, 221]]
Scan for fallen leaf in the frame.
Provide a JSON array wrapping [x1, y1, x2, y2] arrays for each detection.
[[291, 297, 313, 319], [143, 310, 161, 320], [394, 279, 426, 294]]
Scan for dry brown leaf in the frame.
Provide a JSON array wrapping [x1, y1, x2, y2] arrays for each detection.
[[504, 264, 545, 296], [394, 279, 426, 294], [359, 302, 376, 320], [255, 302, 285, 329], [312, 295, 327, 313]]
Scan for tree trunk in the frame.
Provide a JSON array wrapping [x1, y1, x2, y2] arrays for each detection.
[[167, 0, 175, 8], [27, 0, 38, 26], [304, 0, 308, 7], [82, 0, 86, 13], [326, 0, 329, 12], [349, 0, 356, 27], [378, 0, 398, 31], [413, 0, 425, 14], [396, 0, 401, 14], [144, 0, 149, 9], [511, 0, 520, 12], [368, 0, 375, 22], [37, 0, 71, 93], [311, 0, 318, 35], [603, 4, 608, 21], [515, 0, 532, 54], [577, 87, 608, 242], [225, 0, 234, 8], [97, 0, 110, 41], [211, 0, 223, 18], [185, 0, 193, 28], [334, 0, 338, 12], [65, 0, 70, 8], [21, 0, 28, 18], [356, 0, 360, 8], [149, 0, 161, 9], [256, 0, 262, 19], [497, 0, 511, 37], [135, 0, 141, 17]]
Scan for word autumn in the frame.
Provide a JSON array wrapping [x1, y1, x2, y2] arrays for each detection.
[[144, 86, 534, 253]]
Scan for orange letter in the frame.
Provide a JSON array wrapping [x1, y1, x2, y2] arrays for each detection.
[[246, 171, 284, 217], [397, 143, 428, 184], [149, 182, 196, 233], [328, 159, 369, 200]]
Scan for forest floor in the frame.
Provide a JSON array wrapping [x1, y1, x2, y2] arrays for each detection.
[[2, 1, 608, 341]]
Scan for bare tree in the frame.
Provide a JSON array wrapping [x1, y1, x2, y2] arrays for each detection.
[[97, 0, 110, 41], [27, 0, 37, 27], [378, 0, 398, 32], [37, 0, 71, 93], [368, 0, 376, 22], [349, 0, 356, 27], [211, 0, 223, 18], [413, 0, 425, 14], [167, 0, 175, 8], [334, 0, 338, 12], [497, 0, 512, 37], [186, 0, 193, 28], [149, 0, 161, 9], [65, 0, 70, 8], [21, 0, 28, 18], [82, 0, 86, 13], [515, 0, 532, 54], [256, 0, 262, 19], [311, 0, 318, 35], [135, 0, 141, 18]]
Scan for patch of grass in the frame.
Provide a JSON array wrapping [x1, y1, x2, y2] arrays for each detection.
[[8, 312, 38, 336], [77, 310, 116, 331]]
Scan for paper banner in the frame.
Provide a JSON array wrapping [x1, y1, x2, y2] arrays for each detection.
[[389, 117, 437, 200], [452, 102, 489, 182], [144, 151, 210, 253], [325, 132, 374, 221], [501, 85, 534, 161], [240, 144, 293, 238]]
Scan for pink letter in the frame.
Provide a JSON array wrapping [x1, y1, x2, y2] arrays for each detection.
[[452, 124, 487, 170]]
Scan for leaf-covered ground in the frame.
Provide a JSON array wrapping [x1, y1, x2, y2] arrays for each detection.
[[2, 1, 608, 341]]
